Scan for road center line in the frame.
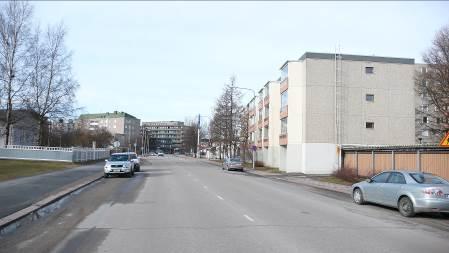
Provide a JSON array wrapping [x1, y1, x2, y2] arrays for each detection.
[[243, 214, 255, 222], [217, 195, 224, 200]]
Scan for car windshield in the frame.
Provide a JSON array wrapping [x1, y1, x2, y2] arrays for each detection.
[[409, 173, 448, 184], [109, 155, 129, 162], [230, 158, 241, 162], [131, 154, 137, 159]]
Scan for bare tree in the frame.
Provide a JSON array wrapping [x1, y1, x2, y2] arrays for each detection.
[[0, 0, 33, 145], [209, 76, 244, 158], [415, 24, 449, 142], [25, 23, 79, 145]]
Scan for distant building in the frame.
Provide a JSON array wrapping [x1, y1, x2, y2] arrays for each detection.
[[0, 110, 41, 146], [142, 121, 185, 153], [79, 111, 141, 148]]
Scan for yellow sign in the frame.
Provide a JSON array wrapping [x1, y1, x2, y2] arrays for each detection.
[[439, 132, 449, 147]]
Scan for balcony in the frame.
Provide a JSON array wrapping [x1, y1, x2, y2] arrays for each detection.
[[258, 119, 263, 129], [263, 138, 269, 148], [264, 95, 270, 106], [257, 139, 262, 148], [279, 134, 288, 146], [248, 124, 256, 133], [280, 78, 288, 93], [249, 108, 256, 117], [280, 106, 288, 119], [263, 117, 269, 127]]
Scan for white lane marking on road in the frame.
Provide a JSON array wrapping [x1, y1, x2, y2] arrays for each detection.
[[193, 178, 199, 182], [243, 214, 255, 222], [217, 195, 224, 200], [203, 185, 208, 189]]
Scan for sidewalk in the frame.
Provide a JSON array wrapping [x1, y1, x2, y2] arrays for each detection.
[[0, 162, 104, 219], [244, 168, 352, 195], [198, 158, 352, 195]]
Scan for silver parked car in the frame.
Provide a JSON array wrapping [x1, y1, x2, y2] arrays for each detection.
[[222, 157, 243, 171], [123, 152, 141, 172], [104, 153, 135, 178], [352, 170, 449, 217]]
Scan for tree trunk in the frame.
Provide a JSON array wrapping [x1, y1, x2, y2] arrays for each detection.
[[4, 97, 13, 146]]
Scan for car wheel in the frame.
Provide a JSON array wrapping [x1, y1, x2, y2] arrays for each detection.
[[352, 188, 365, 205], [398, 196, 415, 217], [104, 173, 109, 178]]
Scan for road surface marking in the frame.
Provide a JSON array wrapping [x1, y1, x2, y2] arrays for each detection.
[[244, 214, 255, 222], [203, 186, 208, 189], [217, 195, 224, 200]]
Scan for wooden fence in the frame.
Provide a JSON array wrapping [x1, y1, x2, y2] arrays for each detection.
[[342, 145, 449, 181]]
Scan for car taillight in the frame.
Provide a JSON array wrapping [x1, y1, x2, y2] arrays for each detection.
[[423, 188, 444, 198]]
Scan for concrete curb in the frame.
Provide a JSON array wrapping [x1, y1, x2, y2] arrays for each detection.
[[0, 173, 104, 232], [245, 169, 352, 195]]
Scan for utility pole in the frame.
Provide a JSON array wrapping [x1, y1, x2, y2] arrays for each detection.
[[230, 81, 234, 158], [197, 114, 201, 158]]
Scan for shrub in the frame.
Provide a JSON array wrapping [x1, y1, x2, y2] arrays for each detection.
[[333, 168, 364, 183]]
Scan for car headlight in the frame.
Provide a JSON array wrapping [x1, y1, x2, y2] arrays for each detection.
[[104, 165, 111, 169], [122, 164, 129, 169]]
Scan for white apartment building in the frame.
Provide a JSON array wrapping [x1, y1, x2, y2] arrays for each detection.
[[248, 52, 416, 174], [248, 81, 281, 168]]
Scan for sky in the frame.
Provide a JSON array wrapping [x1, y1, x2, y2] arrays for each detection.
[[32, 1, 449, 123]]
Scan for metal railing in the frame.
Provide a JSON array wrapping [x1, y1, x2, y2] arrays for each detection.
[[0, 145, 110, 162]]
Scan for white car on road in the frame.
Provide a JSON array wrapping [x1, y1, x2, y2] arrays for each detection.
[[104, 153, 135, 178]]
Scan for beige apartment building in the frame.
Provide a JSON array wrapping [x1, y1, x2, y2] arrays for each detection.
[[248, 52, 416, 174], [79, 111, 141, 148]]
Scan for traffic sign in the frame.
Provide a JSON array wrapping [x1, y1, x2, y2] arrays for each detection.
[[439, 132, 449, 147]]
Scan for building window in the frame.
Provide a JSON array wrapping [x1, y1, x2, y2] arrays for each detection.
[[281, 91, 288, 111], [258, 109, 263, 121], [366, 94, 374, 102], [280, 64, 288, 81], [423, 116, 428, 123], [366, 122, 374, 129], [421, 67, 427, 73], [365, 67, 374, 74], [264, 127, 269, 139], [264, 105, 269, 117], [281, 118, 288, 134], [422, 130, 429, 137]]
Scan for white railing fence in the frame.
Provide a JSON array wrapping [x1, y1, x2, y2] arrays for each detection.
[[0, 145, 110, 162]]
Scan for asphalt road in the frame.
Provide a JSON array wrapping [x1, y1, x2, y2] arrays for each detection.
[[0, 162, 103, 218], [2, 156, 449, 253]]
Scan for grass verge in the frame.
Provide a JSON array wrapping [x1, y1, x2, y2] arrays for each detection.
[[0, 159, 77, 182], [252, 165, 283, 174], [313, 176, 355, 186]]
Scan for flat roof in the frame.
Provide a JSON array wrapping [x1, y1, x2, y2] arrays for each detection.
[[298, 52, 414, 64], [79, 111, 138, 120]]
